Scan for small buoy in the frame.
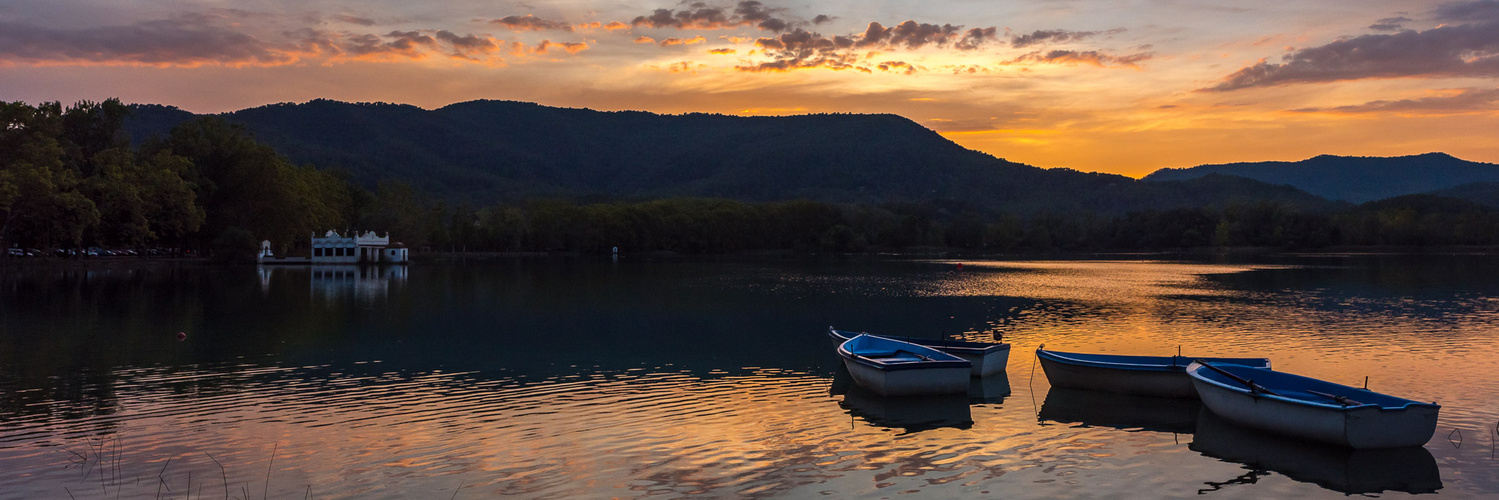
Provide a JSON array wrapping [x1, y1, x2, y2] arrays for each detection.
[[956, 263, 964, 271], [176, 331, 187, 341]]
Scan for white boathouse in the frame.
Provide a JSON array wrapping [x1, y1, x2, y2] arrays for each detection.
[[312, 230, 408, 264], [259, 230, 408, 264]]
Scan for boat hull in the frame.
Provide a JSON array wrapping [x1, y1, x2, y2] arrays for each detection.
[[1036, 349, 1269, 399], [838, 335, 971, 396], [1040, 355, 1197, 398], [840, 357, 970, 396], [951, 346, 1010, 378], [1187, 362, 1439, 449], [829, 329, 1009, 377]]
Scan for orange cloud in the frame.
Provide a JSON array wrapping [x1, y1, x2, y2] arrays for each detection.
[[0, 17, 524, 67], [659, 36, 707, 47], [491, 15, 573, 32], [533, 40, 590, 55], [1004, 50, 1153, 69], [578, 21, 631, 31]]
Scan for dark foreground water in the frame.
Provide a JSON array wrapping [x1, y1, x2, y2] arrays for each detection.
[[2, 255, 1498, 498]]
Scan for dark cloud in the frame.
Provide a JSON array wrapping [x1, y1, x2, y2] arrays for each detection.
[[1368, 16, 1411, 31], [885, 21, 961, 49], [741, 20, 1000, 73], [333, 14, 377, 26], [0, 18, 296, 66], [955, 27, 998, 51], [632, 4, 735, 29], [435, 30, 501, 59], [1434, 0, 1499, 23], [491, 15, 574, 32], [812, 15, 836, 25], [0, 12, 527, 67], [1205, 9, 1499, 92], [630, 1, 792, 32], [1009, 28, 1124, 48], [383, 30, 438, 51], [854, 21, 997, 50], [1007, 50, 1153, 68], [741, 29, 862, 72], [734, 1, 787, 31], [1293, 87, 1499, 114]]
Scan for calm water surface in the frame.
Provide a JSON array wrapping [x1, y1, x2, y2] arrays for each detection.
[[2, 255, 1498, 498]]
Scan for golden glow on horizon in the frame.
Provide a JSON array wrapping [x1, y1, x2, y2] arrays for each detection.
[[1, 0, 1494, 174]]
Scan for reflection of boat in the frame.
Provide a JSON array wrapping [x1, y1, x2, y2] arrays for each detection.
[[1036, 348, 1270, 398], [838, 334, 970, 396], [828, 360, 853, 396], [1187, 361, 1440, 449], [1191, 409, 1442, 495], [829, 328, 1009, 376], [1039, 387, 1200, 434], [840, 383, 972, 432], [969, 372, 1011, 403]]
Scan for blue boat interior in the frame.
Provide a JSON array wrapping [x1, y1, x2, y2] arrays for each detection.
[[840, 334, 970, 368], [859, 350, 936, 363], [1193, 363, 1437, 410]]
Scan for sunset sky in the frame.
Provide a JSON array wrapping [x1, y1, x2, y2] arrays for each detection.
[[2, 0, 1497, 177]]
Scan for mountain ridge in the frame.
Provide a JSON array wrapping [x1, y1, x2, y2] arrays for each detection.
[[1142, 152, 1499, 203], [124, 98, 1343, 215]]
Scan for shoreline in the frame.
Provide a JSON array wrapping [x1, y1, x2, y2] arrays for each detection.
[[4, 244, 1497, 270]]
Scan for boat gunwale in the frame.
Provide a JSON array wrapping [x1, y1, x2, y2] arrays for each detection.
[[837, 334, 971, 372], [1036, 348, 1269, 373], [1186, 362, 1440, 412], [829, 328, 1010, 355]]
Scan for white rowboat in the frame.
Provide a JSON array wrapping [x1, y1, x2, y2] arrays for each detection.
[[1037, 348, 1270, 399], [828, 328, 1009, 376], [837, 334, 971, 396]]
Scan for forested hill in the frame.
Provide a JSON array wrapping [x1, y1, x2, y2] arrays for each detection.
[[125, 99, 1336, 215], [1141, 153, 1499, 203]]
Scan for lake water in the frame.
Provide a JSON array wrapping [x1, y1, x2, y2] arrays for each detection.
[[2, 255, 1498, 498]]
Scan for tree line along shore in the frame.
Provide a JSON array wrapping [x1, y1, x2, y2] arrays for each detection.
[[6, 99, 1499, 263]]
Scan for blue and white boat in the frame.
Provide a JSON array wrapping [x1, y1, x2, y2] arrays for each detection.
[[1186, 361, 1440, 449], [837, 334, 971, 396], [1037, 348, 1270, 399], [829, 328, 1010, 377]]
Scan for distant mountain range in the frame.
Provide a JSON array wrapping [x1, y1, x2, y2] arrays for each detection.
[[124, 99, 1495, 213], [1142, 153, 1499, 203]]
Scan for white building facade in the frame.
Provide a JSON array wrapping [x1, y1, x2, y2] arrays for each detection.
[[310, 230, 408, 264]]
